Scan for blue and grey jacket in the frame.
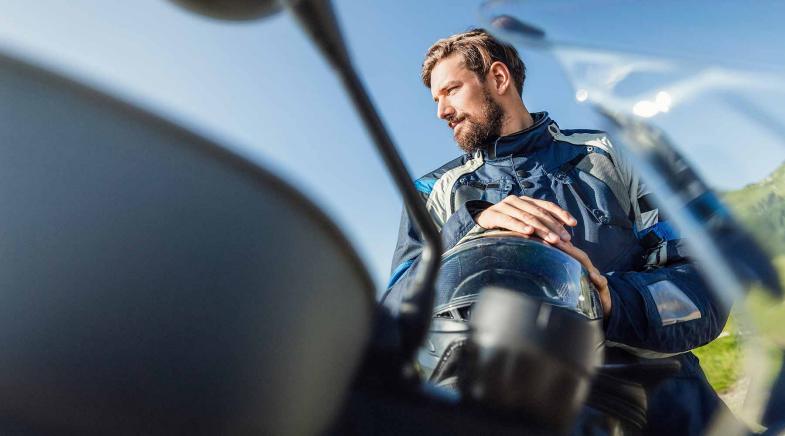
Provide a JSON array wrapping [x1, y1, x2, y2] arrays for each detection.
[[382, 112, 730, 434]]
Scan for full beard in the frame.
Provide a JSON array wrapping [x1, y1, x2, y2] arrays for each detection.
[[454, 90, 504, 154]]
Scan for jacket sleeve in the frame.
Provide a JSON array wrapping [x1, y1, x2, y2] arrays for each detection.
[[379, 178, 488, 316], [602, 188, 731, 357]]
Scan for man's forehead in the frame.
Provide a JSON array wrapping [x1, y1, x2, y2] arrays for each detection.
[[430, 55, 470, 92]]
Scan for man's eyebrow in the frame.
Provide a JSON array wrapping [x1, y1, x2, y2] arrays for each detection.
[[433, 80, 461, 102]]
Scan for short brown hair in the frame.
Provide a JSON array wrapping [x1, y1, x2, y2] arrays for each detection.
[[422, 28, 526, 96]]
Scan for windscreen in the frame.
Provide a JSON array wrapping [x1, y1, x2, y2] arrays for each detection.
[[479, 1, 785, 430]]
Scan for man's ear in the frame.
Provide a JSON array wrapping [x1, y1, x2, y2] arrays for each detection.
[[488, 61, 512, 96]]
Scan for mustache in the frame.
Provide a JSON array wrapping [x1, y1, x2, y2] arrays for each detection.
[[447, 114, 468, 129]]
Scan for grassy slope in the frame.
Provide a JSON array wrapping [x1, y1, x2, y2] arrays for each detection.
[[722, 162, 785, 258], [692, 324, 742, 392], [693, 162, 785, 394]]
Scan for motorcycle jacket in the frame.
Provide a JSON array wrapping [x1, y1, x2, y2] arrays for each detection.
[[382, 112, 731, 435]]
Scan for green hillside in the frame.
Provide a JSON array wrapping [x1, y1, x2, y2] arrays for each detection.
[[723, 162, 785, 257], [695, 161, 785, 400]]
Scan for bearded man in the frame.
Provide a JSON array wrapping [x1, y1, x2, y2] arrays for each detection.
[[381, 28, 730, 435]]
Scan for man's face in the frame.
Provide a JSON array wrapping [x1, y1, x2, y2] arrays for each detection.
[[430, 54, 504, 153]]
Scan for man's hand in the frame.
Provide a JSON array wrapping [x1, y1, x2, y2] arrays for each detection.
[[475, 196, 610, 316], [476, 195, 577, 244], [556, 240, 612, 318]]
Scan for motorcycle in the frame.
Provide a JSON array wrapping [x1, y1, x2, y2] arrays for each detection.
[[0, 0, 782, 434]]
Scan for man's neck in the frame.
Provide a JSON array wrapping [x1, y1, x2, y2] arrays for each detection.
[[500, 103, 534, 136]]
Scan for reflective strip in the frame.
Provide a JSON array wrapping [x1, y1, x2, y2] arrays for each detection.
[[425, 152, 485, 230], [647, 280, 701, 326], [387, 259, 414, 289], [605, 340, 687, 359], [415, 177, 437, 195]]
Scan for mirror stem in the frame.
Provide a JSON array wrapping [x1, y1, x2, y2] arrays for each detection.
[[287, 0, 442, 371]]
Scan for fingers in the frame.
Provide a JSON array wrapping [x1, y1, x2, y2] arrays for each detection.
[[475, 195, 577, 243], [494, 201, 561, 243], [589, 268, 608, 290], [555, 241, 587, 265], [482, 209, 534, 236], [528, 197, 578, 227], [556, 241, 611, 316], [500, 196, 571, 242], [589, 270, 611, 317], [558, 241, 601, 277], [558, 242, 606, 286]]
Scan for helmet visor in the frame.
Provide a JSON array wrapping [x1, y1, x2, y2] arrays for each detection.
[[435, 235, 602, 320]]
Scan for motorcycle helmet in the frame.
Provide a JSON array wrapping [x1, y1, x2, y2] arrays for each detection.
[[418, 232, 605, 431]]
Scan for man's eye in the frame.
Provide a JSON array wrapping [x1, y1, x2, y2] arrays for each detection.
[[448, 87, 459, 95]]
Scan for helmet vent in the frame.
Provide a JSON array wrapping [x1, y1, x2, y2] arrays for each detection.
[[435, 311, 454, 319], [457, 305, 473, 321]]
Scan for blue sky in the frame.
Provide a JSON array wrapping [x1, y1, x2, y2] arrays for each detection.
[[2, 1, 783, 288]]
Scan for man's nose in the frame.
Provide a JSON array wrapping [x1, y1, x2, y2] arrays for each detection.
[[437, 99, 455, 121]]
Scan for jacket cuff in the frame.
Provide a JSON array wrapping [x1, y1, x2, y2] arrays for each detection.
[[441, 201, 487, 251], [465, 200, 493, 220], [603, 274, 650, 346]]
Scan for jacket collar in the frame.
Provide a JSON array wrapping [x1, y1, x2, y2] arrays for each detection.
[[483, 111, 553, 161]]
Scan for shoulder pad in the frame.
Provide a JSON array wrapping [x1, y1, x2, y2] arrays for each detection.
[[548, 122, 649, 230], [414, 153, 476, 195]]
